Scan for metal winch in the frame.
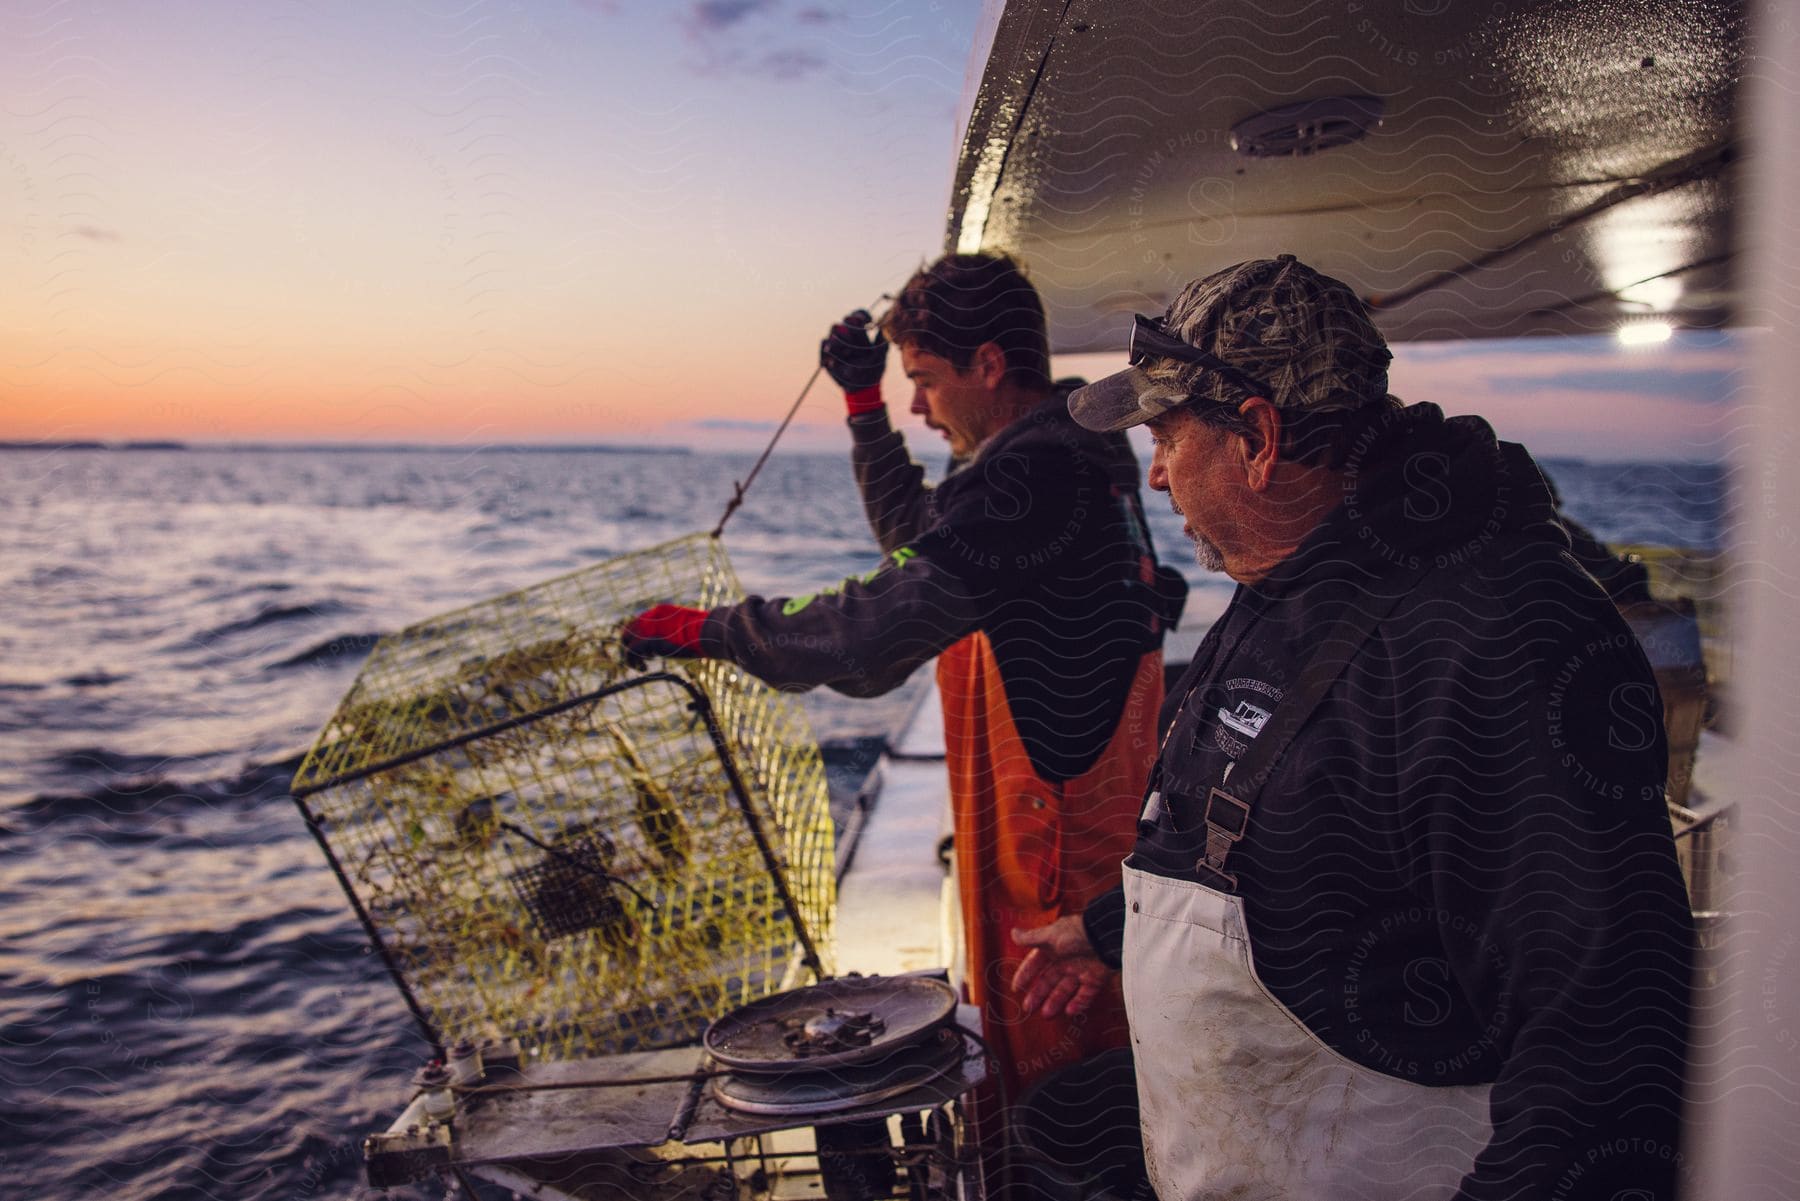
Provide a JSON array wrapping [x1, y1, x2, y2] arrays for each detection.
[[786, 1006, 886, 1055], [364, 973, 987, 1201], [703, 974, 963, 1119]]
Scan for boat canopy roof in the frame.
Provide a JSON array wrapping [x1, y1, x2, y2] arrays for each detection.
[[947, 0, 1743, 353]]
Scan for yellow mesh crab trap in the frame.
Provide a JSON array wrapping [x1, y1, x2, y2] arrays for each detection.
[[290, 534, 835, 1061]]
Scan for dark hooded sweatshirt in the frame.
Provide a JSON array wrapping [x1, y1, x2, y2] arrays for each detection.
[[1084, 403, 1694, 1201], [699, 388, 1186, 782]]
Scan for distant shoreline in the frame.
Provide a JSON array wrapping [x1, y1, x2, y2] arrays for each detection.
[[0, 441, 1727, 467], [0, 440, 693, 455]]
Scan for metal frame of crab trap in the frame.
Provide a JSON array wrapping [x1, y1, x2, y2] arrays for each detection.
[[289, 669, 827, 1058]]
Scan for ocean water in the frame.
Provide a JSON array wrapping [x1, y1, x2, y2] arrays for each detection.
[[0, 445, 1725, 1200]]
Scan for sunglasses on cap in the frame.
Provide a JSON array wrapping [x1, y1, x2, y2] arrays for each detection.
[[1129, 313, 1274, 402]]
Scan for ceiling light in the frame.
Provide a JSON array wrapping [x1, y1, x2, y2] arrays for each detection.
[[1616, 320, 1674, 347], [1230, 95, 1384, 158]]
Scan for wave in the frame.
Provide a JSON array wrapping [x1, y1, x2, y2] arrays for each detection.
[[192, 599, 356, 644], [13, 775, 192, 823], [50, 747, 197, 777], [10, 753, 303, 827], [62, 670, 127, 688], [268, 631, 385, 670]]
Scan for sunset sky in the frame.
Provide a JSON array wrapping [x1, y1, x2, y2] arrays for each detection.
[[1, 1, 1738, 461]]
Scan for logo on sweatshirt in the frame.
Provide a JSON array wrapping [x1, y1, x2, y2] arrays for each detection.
[[1217, 699, 1272, 739], [1204, 676, 1285, 759]]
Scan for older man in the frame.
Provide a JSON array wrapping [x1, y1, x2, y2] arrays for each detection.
[[1014, 255, 1694, 1201]]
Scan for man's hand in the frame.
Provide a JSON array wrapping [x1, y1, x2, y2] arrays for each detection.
[[621, 604, 707, 668], [820, 309, 888, 411], [1011, 915, 1113, 1019]]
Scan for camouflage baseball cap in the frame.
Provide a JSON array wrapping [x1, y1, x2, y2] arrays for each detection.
[[1068, 254, 1392, 432]]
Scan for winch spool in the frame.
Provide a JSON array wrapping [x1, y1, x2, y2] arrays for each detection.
[[704, 974, 958, 1072], [702, 975, 964, 1116], [709, 1026, 967, 1116]]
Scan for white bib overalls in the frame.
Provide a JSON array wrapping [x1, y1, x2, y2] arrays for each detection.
[[1120, 861, 1494, 1201]]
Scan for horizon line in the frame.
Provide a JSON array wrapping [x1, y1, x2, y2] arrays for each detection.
[[0, 437, 1732, 467]]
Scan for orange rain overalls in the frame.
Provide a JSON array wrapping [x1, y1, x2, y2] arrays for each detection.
[[937, 630, 1164, 1101]]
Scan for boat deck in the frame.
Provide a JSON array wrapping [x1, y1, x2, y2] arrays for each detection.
[[834, 678, 958, 979]]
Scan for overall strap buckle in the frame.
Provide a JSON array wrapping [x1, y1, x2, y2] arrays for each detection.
[[1198, 787, 1251, 887]]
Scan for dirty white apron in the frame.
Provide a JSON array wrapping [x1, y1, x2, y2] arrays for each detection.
[[1120, 860, 1493, 1200]]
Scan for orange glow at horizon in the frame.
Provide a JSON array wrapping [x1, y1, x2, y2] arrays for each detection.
[[1, 4, 1737, 462], [1, 3, 967, 448]]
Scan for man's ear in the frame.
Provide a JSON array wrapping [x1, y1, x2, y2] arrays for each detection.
[[1238, 397, 1283, 491], [972, 342, 1008, 390]]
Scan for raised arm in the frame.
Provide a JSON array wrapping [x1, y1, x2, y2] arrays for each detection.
[[848, 409, 933, 553], [820, 308, 934, 552]]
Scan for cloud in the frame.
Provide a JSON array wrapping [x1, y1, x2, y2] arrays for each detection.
[[759, 47, 827, 79], [691, 417, 781, 431], [1363, 334, 1751, 461], [686, 0, 777, 34], [1485, 367, 1740, 404], [70, 225, 121, 243], [679, 0, 833, 81], [1398, 329, 1738, 364]]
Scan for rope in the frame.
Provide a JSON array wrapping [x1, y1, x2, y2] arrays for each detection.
[[710, 363, 826, 539], [710, 294, 892, 539]]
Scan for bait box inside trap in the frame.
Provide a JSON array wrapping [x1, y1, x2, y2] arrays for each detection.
[[291, 534, 837, 1062]]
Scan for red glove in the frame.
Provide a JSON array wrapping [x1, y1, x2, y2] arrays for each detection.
[[844, 385, 884, 416], [622, 604, 707, 666]]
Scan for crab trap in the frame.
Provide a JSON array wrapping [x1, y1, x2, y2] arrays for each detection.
[[290, 534, 836, 1062]]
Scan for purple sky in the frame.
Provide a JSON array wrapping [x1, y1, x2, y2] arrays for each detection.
[[0, 1, 1736, 461]]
